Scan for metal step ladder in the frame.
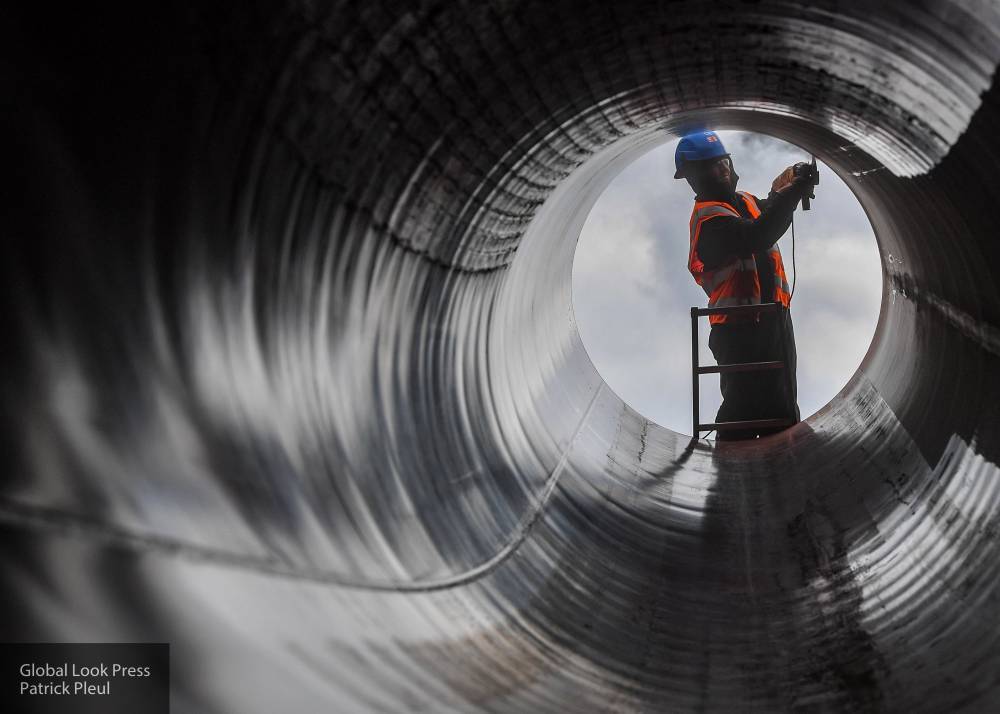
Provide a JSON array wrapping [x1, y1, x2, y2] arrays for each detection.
[[690, 302, 794, 436]]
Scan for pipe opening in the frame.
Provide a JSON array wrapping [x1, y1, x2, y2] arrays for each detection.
[[571, 131, 882, 436]]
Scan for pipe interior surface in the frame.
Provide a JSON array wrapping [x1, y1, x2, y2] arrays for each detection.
[[5, 1, 1000, 712]]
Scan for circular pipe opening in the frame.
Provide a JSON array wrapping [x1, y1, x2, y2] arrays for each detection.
[[571, 131, 882, 435]]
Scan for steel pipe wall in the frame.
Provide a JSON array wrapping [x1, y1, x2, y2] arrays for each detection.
[[5, 1, 1000, 711]]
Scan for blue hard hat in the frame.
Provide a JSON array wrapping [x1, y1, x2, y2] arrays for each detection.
[[673, 130, 729, 178]]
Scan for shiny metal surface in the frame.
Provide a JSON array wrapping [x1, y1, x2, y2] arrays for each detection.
[[4, 1, 1000, 711]]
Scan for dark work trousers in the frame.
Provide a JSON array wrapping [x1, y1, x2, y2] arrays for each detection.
[[708, 308, 800, 440]]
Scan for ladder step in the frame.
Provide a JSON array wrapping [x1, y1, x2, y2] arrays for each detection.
[[697, 361, 784, 375], [693, 302, 782, 317], [697, 418, 793, 432]]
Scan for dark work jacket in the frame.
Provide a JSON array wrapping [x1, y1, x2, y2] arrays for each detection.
[[694, 187, 801, 305]]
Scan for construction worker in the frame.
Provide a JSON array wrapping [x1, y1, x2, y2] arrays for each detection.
[[676, 130, 816, 440]]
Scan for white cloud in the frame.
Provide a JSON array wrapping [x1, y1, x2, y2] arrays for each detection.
[[572, 131, 882, 434]]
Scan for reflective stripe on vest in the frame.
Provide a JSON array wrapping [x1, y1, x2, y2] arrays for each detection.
[[688, 191, 791, 325]]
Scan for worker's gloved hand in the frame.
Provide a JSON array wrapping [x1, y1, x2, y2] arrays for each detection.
[[771, 166, 797, 194], [771, 161, 814, 193]]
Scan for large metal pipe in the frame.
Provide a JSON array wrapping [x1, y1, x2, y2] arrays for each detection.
[[4, 1, 1000, 711]]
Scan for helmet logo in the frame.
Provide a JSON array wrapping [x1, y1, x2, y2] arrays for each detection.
[[706, 135, 718, 142]]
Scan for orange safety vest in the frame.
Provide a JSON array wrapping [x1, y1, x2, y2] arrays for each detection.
[[688, 191, 792, 325]]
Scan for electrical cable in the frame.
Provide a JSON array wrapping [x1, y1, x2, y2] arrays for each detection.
[[790, 212, 797, 302]]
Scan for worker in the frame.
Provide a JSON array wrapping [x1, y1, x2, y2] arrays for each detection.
[[676, 130, 816, 440]]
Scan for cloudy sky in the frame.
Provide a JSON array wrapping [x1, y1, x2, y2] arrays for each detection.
[[572, 131, 883, 436]]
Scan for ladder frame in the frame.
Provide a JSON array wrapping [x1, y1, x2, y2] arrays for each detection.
[[691, 302, 794, 436]]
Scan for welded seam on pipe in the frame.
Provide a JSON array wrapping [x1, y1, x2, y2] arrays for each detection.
[[0, 384, 606, 592], [888, 274, 1000, 358]]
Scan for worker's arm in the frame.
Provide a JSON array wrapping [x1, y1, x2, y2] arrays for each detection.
[[696, 180, 809, 269]]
